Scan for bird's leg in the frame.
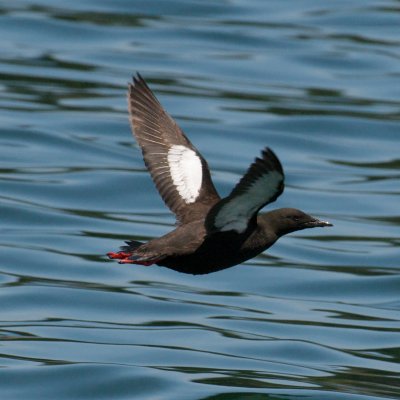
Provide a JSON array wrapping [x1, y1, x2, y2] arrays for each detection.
[[107, 251, 157, 266]]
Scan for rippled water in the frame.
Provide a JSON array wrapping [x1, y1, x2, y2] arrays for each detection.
[[1, 1, 400, 399]]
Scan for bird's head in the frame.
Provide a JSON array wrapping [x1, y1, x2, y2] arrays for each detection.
[[260, 208, 332, 237]]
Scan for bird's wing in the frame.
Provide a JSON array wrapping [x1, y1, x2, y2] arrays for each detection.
[[128, 74, 220, 224], [205, 147, 284, 234]]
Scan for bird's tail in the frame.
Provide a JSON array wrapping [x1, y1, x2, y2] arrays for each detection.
[[120, 240, 143, 252]]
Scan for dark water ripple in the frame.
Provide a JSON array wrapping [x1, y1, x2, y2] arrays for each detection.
[[1, 0, 400, 399]]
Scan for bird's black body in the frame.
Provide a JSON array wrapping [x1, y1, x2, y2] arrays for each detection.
[[107, 74, 332, 274]]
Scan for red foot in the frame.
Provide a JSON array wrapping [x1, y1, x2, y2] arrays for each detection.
[[107, 252, 132, 260], [108, 250, 155, 266]]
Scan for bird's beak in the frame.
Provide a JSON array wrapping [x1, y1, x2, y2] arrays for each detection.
[[309, 219, 333, 228]]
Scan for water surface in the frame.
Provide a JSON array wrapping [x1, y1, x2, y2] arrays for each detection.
[[1, 1, 399, 399]]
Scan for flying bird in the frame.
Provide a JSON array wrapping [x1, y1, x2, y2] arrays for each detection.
[[107, 74, 332, 274]]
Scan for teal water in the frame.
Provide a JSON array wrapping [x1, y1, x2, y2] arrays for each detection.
[[1, 1, 400, 399]]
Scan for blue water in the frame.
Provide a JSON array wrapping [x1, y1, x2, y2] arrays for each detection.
[[1, 1, 399, 399]]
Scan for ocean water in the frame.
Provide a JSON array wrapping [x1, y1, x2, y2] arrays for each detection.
[[1, 1, 399, 399]]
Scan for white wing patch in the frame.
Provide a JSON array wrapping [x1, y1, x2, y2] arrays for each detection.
[[167, 145, 203, 204], [214, 171, 283, 233]]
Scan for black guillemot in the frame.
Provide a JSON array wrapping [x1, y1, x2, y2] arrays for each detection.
[[107, 74, 332, 274]]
